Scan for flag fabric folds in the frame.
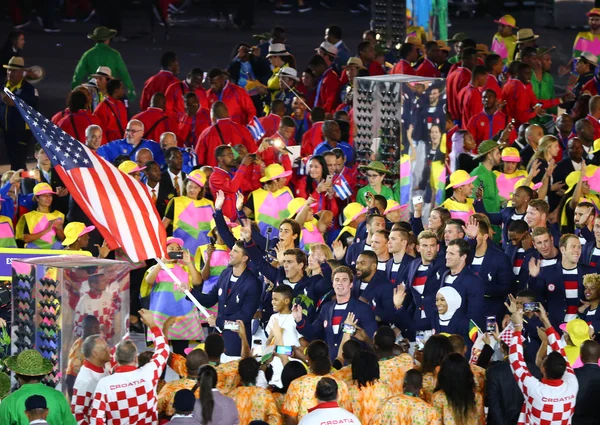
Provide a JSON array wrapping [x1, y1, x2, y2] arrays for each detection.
[[247, 116, 266, 141], [4, 88, 167, 263], [332, 174, 352, 200]]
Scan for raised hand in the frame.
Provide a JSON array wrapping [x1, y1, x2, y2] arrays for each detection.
[[236, 191, 244, 211], [393, 284, 406, 309], [215, 190, 225, 210], [463, 216, 479, 239], [331, 240, 347, 261], [528, 258, 541, 278], [504, 293, 518, 315]]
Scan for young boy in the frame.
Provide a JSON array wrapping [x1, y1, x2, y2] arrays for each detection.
[[265, 285, 300, 347]]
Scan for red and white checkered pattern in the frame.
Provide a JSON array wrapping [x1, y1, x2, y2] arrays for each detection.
[[509, 327, 578, 425], [499, 323, 515, 345], [71, 360, 108, 425], [74, 289, 121, 340], [89, 326, 169, 425]]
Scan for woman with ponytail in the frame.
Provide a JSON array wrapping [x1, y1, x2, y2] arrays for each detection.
[[192, 365, 238, 425]]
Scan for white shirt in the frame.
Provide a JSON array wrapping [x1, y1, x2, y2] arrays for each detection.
[[266, 313, 300, 346], [445, 274, 458, 285], [377, 260, 387, 271], [168, 169, 184, 194], [298, 403, 360, 425]]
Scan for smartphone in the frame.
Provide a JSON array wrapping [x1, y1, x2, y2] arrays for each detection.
[[326, 175, 333, 183], [523, 302, 540, 313], [486, 316, 496, 333], [168, 251, 183, 260], [275, 345, 293, 356], [224, 320, 240, 331], [534, 103, 542, 108], [415, 331, 425, 350], [412, 195, 424, 205], [342, 323, 356, 335]]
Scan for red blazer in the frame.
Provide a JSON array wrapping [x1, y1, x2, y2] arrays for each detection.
[[314, 68, 341, 113], [391, 59, 416, 75], [447, 67, 471, 121], [195, 118, 257, 167], [131, 107, 174, 143], [140, 70, 180, 111], [93, 96, 128, 143], [171, 109, 211, 147], [259, 114, 281, 138], [57, 110, 104, 144], [416, 58, 441, 78], [208, 165, 250, 221], [301, 121, 324, 157], [480, 74, 503, 100], [467, 110, 509, 144], [165, 81, 209, 116], [207, 81, 257, 126], [458, 84, 483, 129]]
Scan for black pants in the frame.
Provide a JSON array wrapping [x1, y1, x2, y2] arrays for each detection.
[[4, 130, 29, 171], [171, 339, 188, 356]]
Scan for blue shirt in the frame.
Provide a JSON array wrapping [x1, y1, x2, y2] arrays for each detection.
[[96, 138, 165, 166], [313, 141, 354, 164]]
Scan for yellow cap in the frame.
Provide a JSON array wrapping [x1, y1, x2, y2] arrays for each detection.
[[207, 217, 241, 240], [445, 170, 477, 189], [384, 200, 402, 215], [118, 160, 145, 175], [494, 14, 518, 28], [565, 171, 589, 194], [592, 138, 600, 154], [565, 318, 591, 347], [343, 202, 368, 226], [33, 182, 56, 196], [260, 164, 292, 183], [501, 147, 521, 162], [288, 198, 308, 217], [62, 222, 95, 246], [187, 169, 207, 188]]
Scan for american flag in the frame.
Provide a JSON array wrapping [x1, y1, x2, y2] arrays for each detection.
[[247, 116, 265, 141], [332, 174, 352, 200], [4, 88, 167, 263]]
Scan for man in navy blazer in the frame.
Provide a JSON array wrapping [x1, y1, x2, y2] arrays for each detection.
[[385, 226, 415, 286], [190, 240, 261, 356], [440, 239, 485, 328], [528, 234, 594, 331], [345, 213, 386, 266], [581, 215, 600, 271], [353, 251, 395, 323], [469, 219, 514, 320], [401, 230, 446, 335], [293, 265, 378, 360]]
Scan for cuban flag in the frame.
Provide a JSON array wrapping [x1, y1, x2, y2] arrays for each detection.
[[333, 174, 352, 200], [247, 116, 265, 141]]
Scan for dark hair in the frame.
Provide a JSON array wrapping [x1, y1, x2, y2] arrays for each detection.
[[195, 365, 218, 425], [421, 335, 454, 374], [270, 99, 285, 114], [234, 240, 248, 258], [461, 38, 477, 49], [351, 350, 380, 388], [207, 68, 224, 79], [543, 351, 567, 379], [238, 357, 260, 385], [507, 219, 529, 233], [183, 92, 198, 102], [424, 41, 438, 54], [311, 107, 326, 122], [484, 53, 502, 71], [106, 78, 122, 96], [271, 26, 287, 39], [3, 31, 24, 51], [515, 185, 534, 199], [448, 238, 470, 258], [326, 25, 342, 40], [231, 42, 251, 59], [516, 289, 536, 302], [448, 334, 466, 354], [471, 65, 487, 79], [307, 340, 331, 375], [137, 350, 154, 367], [373, 195, 387, 211], [366, 213, 385, 226], [400, 42, 415, 59], [308, 54, 327, 68], [186, 349, 209, 377], [357, 40, 372, 54], [215, 145, 232, 159], [315, 377, 338, 401], [374, 326, 396, 350], [68, 90, 88, 111], [461, 47, 478, 62], [204, 333, 224, 358], [283, 248, 307, 268], [330, 147, 345, 160], [280, 218, 301, 243], [166, 146, 181, 159], [160, 51, 178, 69], [278, 361, 307, 393], [374, 228, 390, 240], [342, 340, 362, 363], [358, 250, 378, 266], [403, 369, 423, 393], [273, 284, 294, 301], [435, 353, 476, 425], [333, 110, 349, 121], [306, 155, 329, 193], [332, 265, 353, 282]]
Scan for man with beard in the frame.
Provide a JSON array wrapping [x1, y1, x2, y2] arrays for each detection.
[[413, 85, 445, 142], [353, 251, 395, 324]]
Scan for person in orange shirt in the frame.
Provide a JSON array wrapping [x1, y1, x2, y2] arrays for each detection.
[[230, 358, 282, 425], [348, 351, 392, 425], [271, 362, 308, 413], [165, 68, 209, 116], [140, 51, 180, 111], [131, 93, 175, 142], [374, 327, 416, 395], [421, 335, 454, 403], [282, 340, 352, 424], [432, 353, 485, 425], [93, 78, 127, 143], [448, 335, 486, 399], [371, 369, 441, 425], [332, 340, 361, 387], [58, 90, 104, 144]]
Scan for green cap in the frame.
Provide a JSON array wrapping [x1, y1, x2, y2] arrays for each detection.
[[475, 140, 503, 159], [446, 32, 468, 43]]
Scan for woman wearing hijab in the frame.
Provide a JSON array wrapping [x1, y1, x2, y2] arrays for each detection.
[[433, 287, 470, 346]]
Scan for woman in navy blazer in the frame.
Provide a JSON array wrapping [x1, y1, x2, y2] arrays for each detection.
[[433, 286, 471, 348]]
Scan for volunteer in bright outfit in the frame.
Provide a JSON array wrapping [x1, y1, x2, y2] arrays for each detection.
[[494, 147, 528, 204], [142, 236, 202, 355], [16, 182, 65, 249], [440, 170, 477, 222], [62, 222, 95, 252], [117, 160, 146, 182], [0, 196, 17, 248]]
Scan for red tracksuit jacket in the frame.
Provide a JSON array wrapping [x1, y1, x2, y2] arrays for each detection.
[[207, 81, 257, 126], [57, 109, 105, 144], [467, 109, 508, 144], [447, 67, 471, 122], [481, 74, 503, 100], [171, 109, 211, 148], [139, 70, 180, 111], [259, 114, 282, 138], [131, 107, 174, 143], [301, 121, 324, 157], [165, 81, 209, 116], [501, 78, 560, 128], [391, 59, 416, 75], [458, 83, 483, 129], [314, 68, 341, 113], [195, 118, 257, 167], [416, 58, 441, 78], [93, 96, 127, 143]]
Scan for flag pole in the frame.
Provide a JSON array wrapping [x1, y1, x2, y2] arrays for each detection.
[[155, 258, 212, 319]]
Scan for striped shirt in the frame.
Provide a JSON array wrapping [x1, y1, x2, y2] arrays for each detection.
[[513, 248, 526, 275], [563, 267, 580, 322]]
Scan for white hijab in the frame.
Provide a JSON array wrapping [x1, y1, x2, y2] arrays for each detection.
[[437, 286, 463, 325]]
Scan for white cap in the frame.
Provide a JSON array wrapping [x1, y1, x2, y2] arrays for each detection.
[[316, 41, 338, 57]]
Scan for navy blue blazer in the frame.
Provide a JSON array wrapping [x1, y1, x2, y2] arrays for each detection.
[[530, 262, 594, 331], [191, 266, 261, 356], [504, 244, 536, 293], [296, 297, 378, 360], [353, 270, 395, 323], [470, 244, 514, 319], [432, 313, 471, 348], [520, 250, 561, 293], [581, 239, 600, 270], [580, 307, 600, 341], [402, 256, 446, 332], [440, 267, 486, 329], [345, 238, 367, 267], [385, 253, 415, 285], [474, 200, 526, 250]]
